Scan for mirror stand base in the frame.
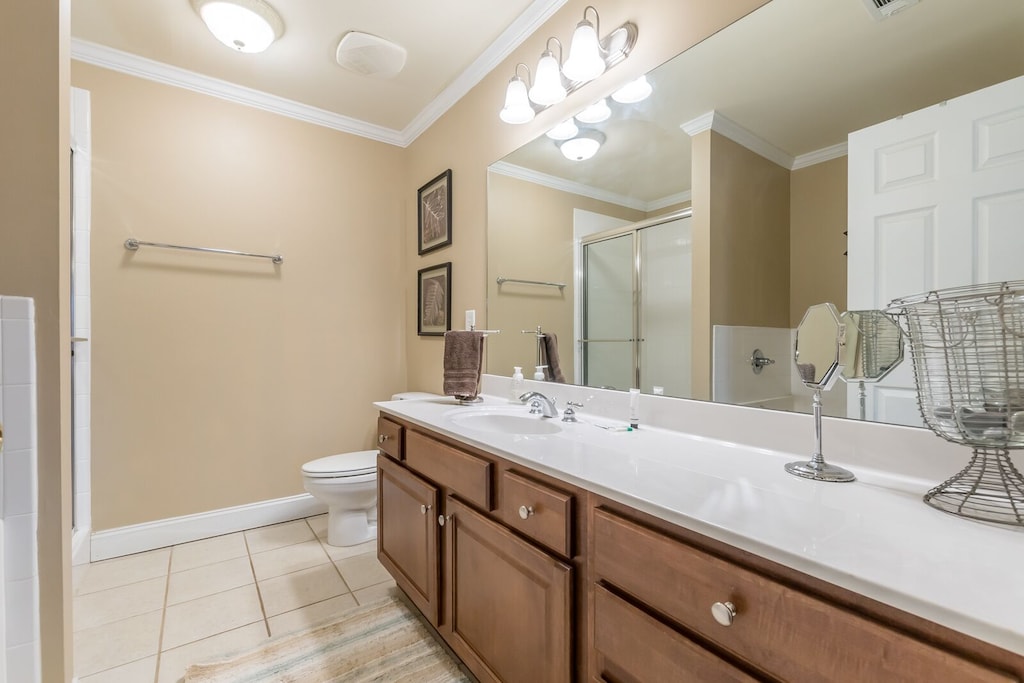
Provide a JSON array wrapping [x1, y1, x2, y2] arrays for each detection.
[[785, 459, 856, 483]]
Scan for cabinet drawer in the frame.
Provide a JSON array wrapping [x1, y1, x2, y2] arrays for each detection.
[[592, 507, 1016, 683], [406, 431, 492, 510], [500, 470, 573, 558], [593, 585, 758, 683], [376, 416, 403, 460]]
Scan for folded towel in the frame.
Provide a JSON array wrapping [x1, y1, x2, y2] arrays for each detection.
[[541, 333, 566, 383], [796, 362, 816, 383], [443, 331, 485, 399]]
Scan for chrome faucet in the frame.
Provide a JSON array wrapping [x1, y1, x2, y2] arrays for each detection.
[[519, 391, 558, 418]]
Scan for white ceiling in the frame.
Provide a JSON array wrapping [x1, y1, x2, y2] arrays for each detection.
[[70, 0, 565, 141]]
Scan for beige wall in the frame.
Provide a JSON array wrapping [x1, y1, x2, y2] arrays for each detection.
[[403, 0, 770, 393], [72, 63, 408, 530], [485, 172, 644, 382], [790, 156, 848, 326], [690, 131, 791, 399], [0, 1, 73, 680]]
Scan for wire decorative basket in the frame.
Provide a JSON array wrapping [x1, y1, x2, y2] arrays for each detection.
[[887, 280, 1024, 526]]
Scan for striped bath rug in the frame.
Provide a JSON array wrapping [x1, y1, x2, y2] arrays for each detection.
[[182, 595, 470, 682]]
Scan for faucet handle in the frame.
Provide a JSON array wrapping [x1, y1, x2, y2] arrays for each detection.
[[562, 401, 582, 422]]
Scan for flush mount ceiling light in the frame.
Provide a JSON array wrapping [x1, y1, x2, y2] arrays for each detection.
[[558, 129, 606, 161], [499, 63, 536, 125], [575, 98, 611, 124], [192, 0, 284, 53], [545, 118, 579, 141], [498, 5, 637, 124], [611, 75, 652, 104]]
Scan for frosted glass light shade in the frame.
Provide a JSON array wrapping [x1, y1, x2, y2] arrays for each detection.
[[546, 118, 579, 141], [499, 76, 535, 124], [562, 20, 605, 82], [192, 0, 284, 53], [611, 75, 652, 103], [576, 98, 611, 124], [559, 130, 605, 161], [529, 51, 567, 106]]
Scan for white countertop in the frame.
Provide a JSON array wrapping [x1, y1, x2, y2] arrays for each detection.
[[376, 393, 1024, 656]]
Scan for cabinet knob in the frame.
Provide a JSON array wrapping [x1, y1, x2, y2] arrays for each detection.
[[438, 514, 452, 527], [420, 504, 431, 515], [711, 601, 737, 627], [378, 434, 389, 444], [518, 505, 534, 520]]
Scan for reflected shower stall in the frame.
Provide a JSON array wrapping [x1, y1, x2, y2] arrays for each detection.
[[578, 211, 692, 396]]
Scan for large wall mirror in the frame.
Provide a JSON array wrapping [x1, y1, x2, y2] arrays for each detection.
[[485, 0, 1024, 428]]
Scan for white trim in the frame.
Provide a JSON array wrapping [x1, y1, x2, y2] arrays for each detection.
[[70, 0, 568, 148], [71, 526, 91, 567], [70, 39, 407, 147], [402, 0, 570, 143], [490, 161, 650, 211], [647, 190, 692, 212], [792, 141, 848, 169], [90, 493, 327, 561]]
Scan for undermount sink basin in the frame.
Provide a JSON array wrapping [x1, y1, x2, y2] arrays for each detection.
[[448, 408, 562, 435]]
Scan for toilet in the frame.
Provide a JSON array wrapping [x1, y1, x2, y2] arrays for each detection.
[[302, 392, 440, 546]]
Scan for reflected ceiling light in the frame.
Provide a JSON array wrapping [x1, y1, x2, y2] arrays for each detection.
[[529, 38, 567, 106], [558, 129, 606, 161], [499, 63, 535, 125], [575, 98, 611, 124], [498, 6, 637, 123], [191, 0, 284, 53], [611, 75, 652, 104], [545, 118, 579, 141]]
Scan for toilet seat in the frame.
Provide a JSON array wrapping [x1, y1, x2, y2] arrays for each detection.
[[302, 450, 378, 478]]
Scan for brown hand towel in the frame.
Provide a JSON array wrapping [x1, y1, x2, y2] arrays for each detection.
[[443, 331, 485, 398], [796, 362, 817, 383], [541, 333, 566, 384]]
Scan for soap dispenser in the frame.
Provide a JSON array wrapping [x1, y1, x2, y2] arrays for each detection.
[[510, 366, 525, 403], [534, 366, 546, 381]]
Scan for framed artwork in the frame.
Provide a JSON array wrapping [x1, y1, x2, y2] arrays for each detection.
[[417, 169, 452, 255], [417, 262, 452, 336]]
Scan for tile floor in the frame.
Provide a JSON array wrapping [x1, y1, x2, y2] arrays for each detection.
[[73, 514, 397, 682]]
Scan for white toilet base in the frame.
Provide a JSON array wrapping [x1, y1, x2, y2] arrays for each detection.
[[326, 506, 378, 547]]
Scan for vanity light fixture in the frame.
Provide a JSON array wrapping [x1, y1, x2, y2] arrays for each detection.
[[529, 38, 568, 106], [545, 118, 579, 141], [575, 98, 611, 124], [498, 6, 637, 124], [499, 63, 536, 125], [558, 129, 605, 161], [191, 0, 284, 53], [611, 75, 652, 104]]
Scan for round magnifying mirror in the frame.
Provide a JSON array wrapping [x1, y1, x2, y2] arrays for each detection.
[[794, 303, 845, 390]]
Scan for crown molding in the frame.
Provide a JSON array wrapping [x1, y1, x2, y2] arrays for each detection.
[[490, 161, 650, 212], [647, 190, 692, 212], [402, 0, 569, 144], [71, 0, 568, 148], [792, 141, 848, 169], [71, 39, 407, 146]]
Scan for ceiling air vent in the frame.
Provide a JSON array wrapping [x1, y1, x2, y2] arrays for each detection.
[[335, 32, 407, 79], [860, 0, 922, 21]]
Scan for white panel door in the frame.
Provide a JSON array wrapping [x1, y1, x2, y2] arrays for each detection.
[[848, 75, 1024, 426]]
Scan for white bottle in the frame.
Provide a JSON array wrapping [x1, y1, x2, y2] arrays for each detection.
[[510, 367, 525, 403], [534, 366, 546, 381]]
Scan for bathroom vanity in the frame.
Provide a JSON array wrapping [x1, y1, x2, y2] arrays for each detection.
[[374, 392, 1024, 683]]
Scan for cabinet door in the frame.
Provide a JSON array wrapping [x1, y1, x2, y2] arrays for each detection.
[[445, 497, 572, 683], [377, 454, 440, 624]]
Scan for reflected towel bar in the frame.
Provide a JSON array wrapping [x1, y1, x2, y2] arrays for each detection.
[[496, 277, 565, 290], [124, 238, 283, 264]]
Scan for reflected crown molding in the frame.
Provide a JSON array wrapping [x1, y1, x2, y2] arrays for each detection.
[[682, 110, 847, 170], [70, 0, 570, 148], [490, 161, 691, 212]]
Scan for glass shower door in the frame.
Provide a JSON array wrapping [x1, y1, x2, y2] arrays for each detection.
[[581, 233, 635, 390], [638, 217, 691, 397]]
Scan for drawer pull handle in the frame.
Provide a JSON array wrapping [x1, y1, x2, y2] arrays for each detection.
[[518, 505, 534, 520], [420, 504, 431, 515], [378, 434, 389, 444], [711, 601, 737, 627]]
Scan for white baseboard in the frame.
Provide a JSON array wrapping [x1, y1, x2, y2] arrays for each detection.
[[90, 493, 328, 561], [71, 526, 91, 567]]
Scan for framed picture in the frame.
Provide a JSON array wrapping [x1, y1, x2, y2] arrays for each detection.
[[417, 262, 452, 336], [417, 169, 452, 255]]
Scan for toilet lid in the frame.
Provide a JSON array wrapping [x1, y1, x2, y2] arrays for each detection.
[[302, 450, 378, 478]]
